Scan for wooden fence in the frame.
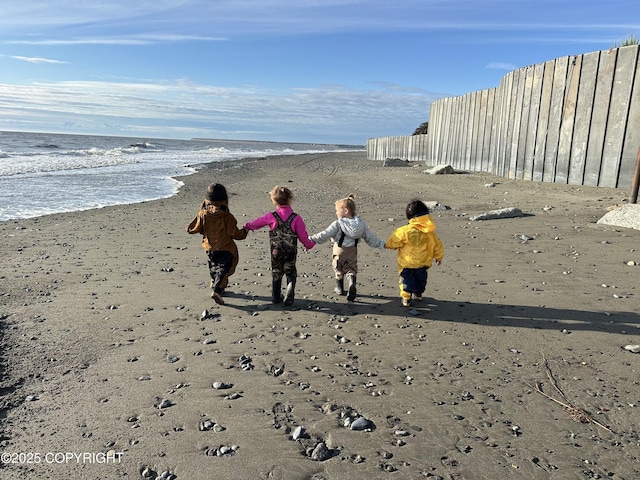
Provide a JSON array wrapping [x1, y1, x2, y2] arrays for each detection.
[[368, 45, 640, 189], [366, 134, 429, 162]]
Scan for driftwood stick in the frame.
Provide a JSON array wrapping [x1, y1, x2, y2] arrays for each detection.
[[542, 353, 567, 401], [529, 358, 614, 434]]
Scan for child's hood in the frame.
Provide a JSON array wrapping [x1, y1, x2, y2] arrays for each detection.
[[408, 214, 436, 233], [338, 216, 366, 238], [204, 200, 229, 216]]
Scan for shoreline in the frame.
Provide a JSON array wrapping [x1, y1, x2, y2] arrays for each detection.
[[1, 151, 639, 479], [0, 130, 365, 223]]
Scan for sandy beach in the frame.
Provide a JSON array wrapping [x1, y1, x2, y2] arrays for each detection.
[[1, 151, 639, 480]]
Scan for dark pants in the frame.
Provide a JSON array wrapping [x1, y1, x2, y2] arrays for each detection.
[[271, 253, 297, 282], [399, 266, 428, 299], [207, 250, 234, 294], [271, 253, 297, 303]]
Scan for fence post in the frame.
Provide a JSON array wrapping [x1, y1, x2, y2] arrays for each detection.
[[630, 147, 640, 204]]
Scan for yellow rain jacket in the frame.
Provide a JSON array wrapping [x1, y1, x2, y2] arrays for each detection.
[[385, 214, 444, 272]]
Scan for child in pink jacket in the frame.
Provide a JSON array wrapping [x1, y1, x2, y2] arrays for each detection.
[[244, 185, 315, 306]]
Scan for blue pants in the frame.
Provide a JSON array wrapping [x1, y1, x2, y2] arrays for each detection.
[[399, 267, 428, 299]]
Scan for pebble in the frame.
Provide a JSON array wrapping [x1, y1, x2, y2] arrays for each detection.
[[623, 344, 640, 353], [269, 364, 285, 376], [349, 416, 372, 431], [292, 425, 305, 440], [141, 467, 156, 478], [238, 354, 253, 369], [205, 445, 238, 457], [381, 463, 398, 472], [156, 471, 177, 480], [200, 419, 215, 431], [212, 381, 232, 390], [200, 420, 225, 432], [310, 442, 331, 461], [155, 398, 173, 409]]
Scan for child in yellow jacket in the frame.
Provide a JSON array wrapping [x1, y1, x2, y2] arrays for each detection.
[[385, 199, 444, 307]]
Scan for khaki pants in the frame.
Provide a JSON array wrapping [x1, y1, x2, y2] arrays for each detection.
[[332, 244, 358, 279]]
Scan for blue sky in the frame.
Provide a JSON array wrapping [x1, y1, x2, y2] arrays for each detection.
[[0, 1, 637, 144]]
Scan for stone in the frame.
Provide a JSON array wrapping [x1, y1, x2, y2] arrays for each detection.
[[469, 207, 524, 221], [311, 442, 331, 461], [597, 204, 640, 230], [427, 164, 455, 175], [382, 157, 410, 167]]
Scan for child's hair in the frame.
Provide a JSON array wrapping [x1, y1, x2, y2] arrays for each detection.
[[335, 194, 356, 216], [206, 183, 228, 202], [201, 183, 228, 208], [270, 185, 293, 206], [406, 199, 430, 219]]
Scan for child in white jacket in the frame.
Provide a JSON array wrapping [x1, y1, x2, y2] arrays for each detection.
[[310, 194, 385, 301]]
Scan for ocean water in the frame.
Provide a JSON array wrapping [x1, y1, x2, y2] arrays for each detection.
[[0, 131, 362, 221]]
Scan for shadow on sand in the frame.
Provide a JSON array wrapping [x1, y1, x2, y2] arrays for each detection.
[[219, 291, 638, 335]]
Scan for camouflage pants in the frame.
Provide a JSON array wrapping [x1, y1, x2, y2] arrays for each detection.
[[271, 253, 297, 281]]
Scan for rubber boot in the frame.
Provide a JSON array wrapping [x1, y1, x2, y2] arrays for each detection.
[[272, 278, 283, 304], [346, 275, 357, 302], [334, 278, 345, 296], [211, 289, 224, 305], [284, 275, 296, 306]]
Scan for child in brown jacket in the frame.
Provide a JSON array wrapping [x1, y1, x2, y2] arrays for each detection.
[[186, 183, 247, 304]]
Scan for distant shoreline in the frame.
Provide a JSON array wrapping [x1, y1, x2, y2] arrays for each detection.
[[191, 137, 365, 148]]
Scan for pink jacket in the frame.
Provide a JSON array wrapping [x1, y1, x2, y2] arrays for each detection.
[[244, 205, 315, 250]]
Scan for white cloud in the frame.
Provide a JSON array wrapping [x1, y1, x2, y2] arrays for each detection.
[[485, 62, 517, 71], [6, 34, 225, 46], [1, 1, 636, 39], [0, 79, 441, 142], [8, 55, 68, 64]]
